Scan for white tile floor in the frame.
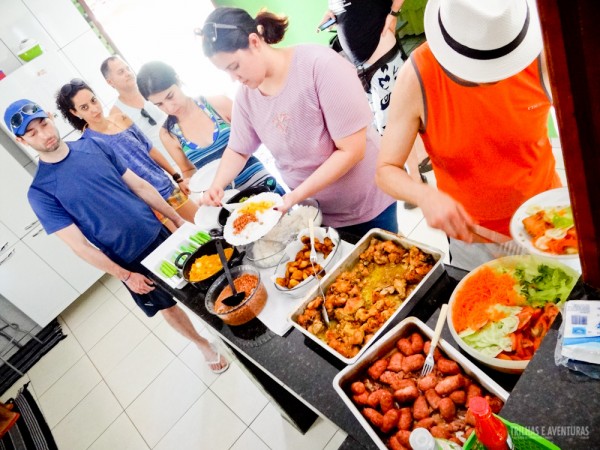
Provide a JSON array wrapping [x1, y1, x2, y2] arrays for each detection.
[[1, 142, 567, 450]]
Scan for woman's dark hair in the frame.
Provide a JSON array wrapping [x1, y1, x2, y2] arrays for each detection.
[[55, 78, 93, 131], [201, 7, 288, 57], [137, 61, 179, 99]]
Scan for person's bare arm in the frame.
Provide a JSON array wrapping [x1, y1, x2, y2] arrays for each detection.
[[203, 148, 249, 205], [278, 127, 367, 212], [376, 61, 474, 241], [206, 95, 233, 123], [383, 0, 405, 35], [55, 224, 155, 294], [148, 146, 190, 194], [121, 169, 185, 228]]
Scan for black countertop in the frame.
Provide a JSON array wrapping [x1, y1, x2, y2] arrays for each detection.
[[156, 257, 599, 450]]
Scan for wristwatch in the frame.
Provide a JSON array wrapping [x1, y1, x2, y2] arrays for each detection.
[[390, 9, 401, 17], [172, 172, 183, 183]]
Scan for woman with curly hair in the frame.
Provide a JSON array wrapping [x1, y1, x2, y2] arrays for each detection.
[[56, 79, 197, 230]]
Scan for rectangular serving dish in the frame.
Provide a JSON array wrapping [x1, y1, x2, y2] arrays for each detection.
[[141, 222, 209, 289], [333, 317, 510, 450], [288, 228, 445, 364]]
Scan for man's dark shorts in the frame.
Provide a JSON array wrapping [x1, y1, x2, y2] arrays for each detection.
[[111, 227, 177, 317]]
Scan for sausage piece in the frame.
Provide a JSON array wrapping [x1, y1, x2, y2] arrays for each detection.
[[381, 409, 400, 433], [466, 383, 483, 403], [393, 384, 419, 404], [425, 389, 442, 410], [397, 338, 415, 356], [431, 425, 451, 440], [437, 358, 461, 375], [387, 352, 404, 372], [414, 417, 436, 429], [353, 392, 369, 405], [449, 390, 466, 405], [412, 395, 430, 420], [401, 354, 425, 373], [388, 436, 408, 450], [438, 397, 456, 421], [410, 332, 425, 353], [398, 407, 413, 430], [362, 407, 383, 428], [395, 430, 412, 447], [350, 381, 366, 395], [380, 371, 407, 390], [418, 373, 438, 392], [435, 374, 464, 395], [367, 358, 389, 380]]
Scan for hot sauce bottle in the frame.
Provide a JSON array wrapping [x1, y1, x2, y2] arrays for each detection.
[[468, 396, 514, 450]]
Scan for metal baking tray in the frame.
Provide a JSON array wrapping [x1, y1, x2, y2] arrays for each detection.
[[288, 228, 445, 364], [333, 317, 510, 450]]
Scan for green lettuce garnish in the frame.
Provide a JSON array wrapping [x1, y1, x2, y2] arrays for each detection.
[[513, 263, 576, 307], [460, 310, 520, 357], [550, 206, 573, 229]]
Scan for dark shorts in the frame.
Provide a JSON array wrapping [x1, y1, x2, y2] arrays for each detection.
[[111, 227, 177, 317], [336, 202, 398, 238]]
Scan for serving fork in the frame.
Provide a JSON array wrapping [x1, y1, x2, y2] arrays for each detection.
[[308, 217, 330, 326], [421, 303, 448, 377]]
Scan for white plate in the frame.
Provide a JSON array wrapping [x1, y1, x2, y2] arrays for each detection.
[[188, 159, 221, 193], [509, 187, 577, 259], [223, 192, 283, 246], [194, 189, 239, 230]]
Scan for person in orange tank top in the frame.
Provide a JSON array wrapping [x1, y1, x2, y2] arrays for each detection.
[[376, 0, 560, 270]]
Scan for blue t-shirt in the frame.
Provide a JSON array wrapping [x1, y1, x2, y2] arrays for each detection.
[[27, 139, 162, 263], [82, 124, 174, 199]]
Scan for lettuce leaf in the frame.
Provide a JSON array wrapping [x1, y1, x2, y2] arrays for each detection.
[[513, 263, 576, 308], [459, 305, 521, 357]]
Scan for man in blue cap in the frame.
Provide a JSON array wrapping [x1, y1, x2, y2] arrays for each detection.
[[4, 99, 228, 373]]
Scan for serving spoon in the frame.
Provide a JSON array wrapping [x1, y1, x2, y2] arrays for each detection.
[[214, 239, 245, 307]]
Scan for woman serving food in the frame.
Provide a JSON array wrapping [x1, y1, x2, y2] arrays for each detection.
[[199, 7, 397, 236]]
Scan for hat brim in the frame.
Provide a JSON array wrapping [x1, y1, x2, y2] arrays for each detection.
[[424, 0, 543, 83], [14, 110, 48, 136]]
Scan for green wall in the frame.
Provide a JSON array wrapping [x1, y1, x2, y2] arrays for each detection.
[[213, 0, 333, 46]]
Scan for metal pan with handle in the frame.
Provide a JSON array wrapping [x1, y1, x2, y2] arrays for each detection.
[[174, 238, 245, 290]]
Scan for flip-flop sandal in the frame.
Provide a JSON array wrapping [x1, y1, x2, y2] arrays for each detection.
[[206, 344, 230, 374]]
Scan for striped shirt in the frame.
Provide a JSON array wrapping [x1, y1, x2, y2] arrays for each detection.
[[228, 44, 393, 227], [164, 97, 284, 194]]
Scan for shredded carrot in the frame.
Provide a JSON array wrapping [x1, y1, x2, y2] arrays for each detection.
[[452, 266, 525, 333]]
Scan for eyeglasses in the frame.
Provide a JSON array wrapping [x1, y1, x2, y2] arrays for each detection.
[[10, 103, 41, 132], [60, 78, 86, 97], [195, 22, 240, 42], [140, 108, 157, 126]]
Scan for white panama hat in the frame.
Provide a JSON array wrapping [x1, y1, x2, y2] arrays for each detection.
[[424, 0, 543, 83]]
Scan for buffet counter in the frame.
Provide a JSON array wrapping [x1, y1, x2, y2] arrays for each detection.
[[154, 247, 599, 450]]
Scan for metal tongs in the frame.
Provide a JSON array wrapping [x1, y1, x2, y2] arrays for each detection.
[[470, 224, 527, 257], [308, 217, 330, 326]]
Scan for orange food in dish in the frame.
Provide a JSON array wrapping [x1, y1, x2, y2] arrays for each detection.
[[188, 248, 233, 282], [233, 212, 258, 235], [452, 266, 524, 334]]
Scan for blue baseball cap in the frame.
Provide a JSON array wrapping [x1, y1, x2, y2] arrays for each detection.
[[3, 99, 47, 136]]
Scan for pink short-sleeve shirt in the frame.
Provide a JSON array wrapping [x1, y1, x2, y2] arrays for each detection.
[[228, 44, 394, 227]]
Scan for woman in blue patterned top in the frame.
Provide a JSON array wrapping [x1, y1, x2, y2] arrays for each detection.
[[56, 79, 198, 230], [136, 61, 284, 195]]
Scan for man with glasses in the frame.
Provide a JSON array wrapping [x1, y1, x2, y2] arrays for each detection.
[[3, 99, 229, 374], [100, 55, 175, 167]]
